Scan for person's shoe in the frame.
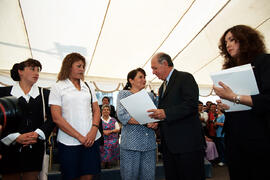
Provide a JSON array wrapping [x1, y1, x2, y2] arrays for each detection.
[[218, 162, 224, 166]]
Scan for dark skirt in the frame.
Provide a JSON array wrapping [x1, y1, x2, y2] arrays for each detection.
[[58, 141, 101, 180], [0, 141, 44, 174]]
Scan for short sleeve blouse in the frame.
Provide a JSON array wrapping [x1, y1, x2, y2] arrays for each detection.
[[49, 79, 100, 145]]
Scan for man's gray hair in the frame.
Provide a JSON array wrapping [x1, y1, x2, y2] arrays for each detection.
[[157, 53, 174, 67]]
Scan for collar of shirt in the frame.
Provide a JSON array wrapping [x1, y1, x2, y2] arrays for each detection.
[[165, 68, 174, 84], [67, 79, 89, 91], [101, 116, 112, 123], [11, 82, 39, 102]]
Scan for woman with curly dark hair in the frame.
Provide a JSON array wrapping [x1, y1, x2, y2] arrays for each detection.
[[213, 25, 270, 180], [219, 25, 266, 69]]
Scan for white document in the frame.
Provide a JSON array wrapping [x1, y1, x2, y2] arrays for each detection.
[[120, 89, 159, 124], [211, 64, 259, 112]]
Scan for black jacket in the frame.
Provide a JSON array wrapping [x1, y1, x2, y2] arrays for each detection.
[[158, 69, 204, 154], [0, 86, 55, 173], [224, 54, 270, 141]]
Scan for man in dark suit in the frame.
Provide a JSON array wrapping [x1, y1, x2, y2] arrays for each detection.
[[148, 52, 205, 180]]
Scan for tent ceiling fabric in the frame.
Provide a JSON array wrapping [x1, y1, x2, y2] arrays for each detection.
[[0, 0, 270, 94]]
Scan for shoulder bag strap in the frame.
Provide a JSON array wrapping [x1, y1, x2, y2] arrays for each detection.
[[84, 82, 93, 106], [84, 82, 104, 140], [40, 87, 47, 122]]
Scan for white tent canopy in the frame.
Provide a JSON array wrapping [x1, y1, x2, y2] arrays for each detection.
[[0, 0, 270, 96]]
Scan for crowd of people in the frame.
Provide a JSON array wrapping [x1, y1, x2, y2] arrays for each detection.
[[0, 24, 269, 180], [199, 101, 225, 166]]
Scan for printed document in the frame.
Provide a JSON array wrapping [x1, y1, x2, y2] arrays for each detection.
[[120, 89, 159, 124], [211, 64, 259, 112]]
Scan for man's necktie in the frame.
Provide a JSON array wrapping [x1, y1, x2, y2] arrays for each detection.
[[162, 80, 167, 97]]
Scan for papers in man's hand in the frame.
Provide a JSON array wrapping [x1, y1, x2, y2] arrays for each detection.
[[120, 89, 159, 124], [211, 64, 259, 112]]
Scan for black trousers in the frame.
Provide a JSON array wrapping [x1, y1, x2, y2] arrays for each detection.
[[161, 142, 205, 180]]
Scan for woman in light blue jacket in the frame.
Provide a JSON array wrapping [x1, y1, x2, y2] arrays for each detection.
[[117, 68, 158, 180]]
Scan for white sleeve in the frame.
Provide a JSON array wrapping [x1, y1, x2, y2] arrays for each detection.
[[49, 83, 62, 106], [35, 128, 45, 140], [1, 133, 20, 146], [115, 121, 120, 130]]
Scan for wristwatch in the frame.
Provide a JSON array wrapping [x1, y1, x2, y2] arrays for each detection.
[[234, 95, 241, 104]]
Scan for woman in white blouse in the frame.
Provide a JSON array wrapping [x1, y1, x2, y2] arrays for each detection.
[[49, 53, 101, 180]]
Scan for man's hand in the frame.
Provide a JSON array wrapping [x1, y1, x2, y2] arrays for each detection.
[[147, 109, 166, 120]]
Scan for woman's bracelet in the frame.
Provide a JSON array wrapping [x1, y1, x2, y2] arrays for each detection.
[[233, 95, 241, 104], [92, 124, 99, 128]]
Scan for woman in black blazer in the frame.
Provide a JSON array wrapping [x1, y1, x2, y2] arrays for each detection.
[[213, 25, 270, 180], [0, 59, 55, 180]]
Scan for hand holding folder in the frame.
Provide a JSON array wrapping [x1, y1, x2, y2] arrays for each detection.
[[211, 64, 259, 112]]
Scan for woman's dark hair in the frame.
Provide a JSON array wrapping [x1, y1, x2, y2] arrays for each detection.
[[57, 52, 86, 81], [210, 103, 217, 107], [10, 58, 42, 81], [102, 96, 110, 103], [219, 25, 266, 69], [123, 68, 146, 90]]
